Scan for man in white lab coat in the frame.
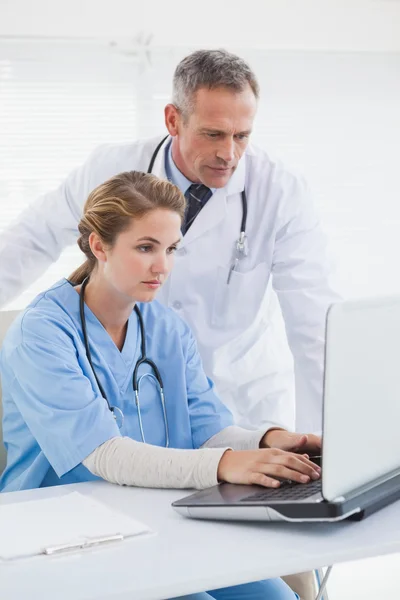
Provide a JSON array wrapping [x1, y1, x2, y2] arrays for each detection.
[[0, 48, 340, 599], [0, 49, 340, 434]]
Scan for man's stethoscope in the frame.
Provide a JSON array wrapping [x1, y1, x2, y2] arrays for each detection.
[[148, 135, 249, 284], [79, 277, 170, 447]]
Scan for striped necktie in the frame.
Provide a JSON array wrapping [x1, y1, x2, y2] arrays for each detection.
[[183, 184, 212, 235]]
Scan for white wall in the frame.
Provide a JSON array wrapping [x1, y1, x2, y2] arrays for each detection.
[[1, 0, 400, 51], [1, 40, 399, 309]]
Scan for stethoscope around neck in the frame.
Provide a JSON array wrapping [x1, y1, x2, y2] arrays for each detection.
[[79, 277, 170, 447], [148, 135, 249, 283]]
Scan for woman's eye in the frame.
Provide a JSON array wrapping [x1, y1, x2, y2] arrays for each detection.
[[167, 246, 178, 255], [137, 245, 152, 253]]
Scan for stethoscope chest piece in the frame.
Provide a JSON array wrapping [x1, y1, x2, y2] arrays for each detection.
[[236, 231, 249, 257], [227, 231, 249, 284]]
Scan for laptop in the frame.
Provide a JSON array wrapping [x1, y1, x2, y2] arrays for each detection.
[[173, 295, 400, 522]]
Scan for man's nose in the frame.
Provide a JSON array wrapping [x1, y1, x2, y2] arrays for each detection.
[[216, 138, 235, 163]]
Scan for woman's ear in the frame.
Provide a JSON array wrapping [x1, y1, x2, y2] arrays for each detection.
[[88, 232, 107, 263]]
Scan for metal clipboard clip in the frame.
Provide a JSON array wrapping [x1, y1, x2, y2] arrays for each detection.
[[42, 533, 124, 555]]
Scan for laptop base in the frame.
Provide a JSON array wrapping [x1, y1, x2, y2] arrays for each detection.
[[172, 473, 400, 523]]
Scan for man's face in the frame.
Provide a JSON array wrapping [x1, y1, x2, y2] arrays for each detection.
[[165, 85, 257, 189]]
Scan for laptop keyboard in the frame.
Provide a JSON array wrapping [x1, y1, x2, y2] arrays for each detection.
[[240, 478, 322, 503]]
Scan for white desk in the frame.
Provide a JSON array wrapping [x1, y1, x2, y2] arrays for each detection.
[[1, 481, 400, 600]]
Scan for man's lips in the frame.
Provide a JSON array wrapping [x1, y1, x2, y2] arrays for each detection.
[[208, 166, 232, 171]]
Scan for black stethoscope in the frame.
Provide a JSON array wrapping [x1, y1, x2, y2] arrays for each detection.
[[79, 277, 170, 446], [148, 136, 249, 283]]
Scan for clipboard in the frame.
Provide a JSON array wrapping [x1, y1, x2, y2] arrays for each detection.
[[0, 491, 153, 560]]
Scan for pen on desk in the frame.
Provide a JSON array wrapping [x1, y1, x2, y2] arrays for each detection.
[[42, 533, 124, 555]]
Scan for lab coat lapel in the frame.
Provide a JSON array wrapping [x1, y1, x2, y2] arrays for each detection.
[[181, 154, 247, 247], [149, 138, 247, 247], [181, 187, 227, 246]]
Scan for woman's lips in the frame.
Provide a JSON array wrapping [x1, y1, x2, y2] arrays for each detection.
[[142, 281, 161, 289]]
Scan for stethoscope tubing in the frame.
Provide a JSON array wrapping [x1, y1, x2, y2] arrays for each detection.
[[79, 277, 169, 446]]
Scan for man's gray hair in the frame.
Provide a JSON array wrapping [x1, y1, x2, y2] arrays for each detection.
[[172, 49, 259, 119]]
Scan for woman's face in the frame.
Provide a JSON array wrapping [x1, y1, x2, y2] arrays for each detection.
[[92, 208, 182, 303]]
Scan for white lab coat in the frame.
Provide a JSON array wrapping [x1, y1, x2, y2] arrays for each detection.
[[0, 136, 341, 432]]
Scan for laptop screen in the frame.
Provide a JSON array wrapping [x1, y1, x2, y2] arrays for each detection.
[[322, 296, 400, 501]]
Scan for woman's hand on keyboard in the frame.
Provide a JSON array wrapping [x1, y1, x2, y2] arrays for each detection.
[[217, 448, 321, 488]]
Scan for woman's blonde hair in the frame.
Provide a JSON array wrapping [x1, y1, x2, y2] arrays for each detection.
[[69, 171, 186, 285]]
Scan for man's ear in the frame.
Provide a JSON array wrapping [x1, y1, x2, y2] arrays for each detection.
[[164, 104, 181, 136]]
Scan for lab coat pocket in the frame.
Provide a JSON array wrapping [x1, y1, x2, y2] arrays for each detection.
[[211, 262, 270, 331]]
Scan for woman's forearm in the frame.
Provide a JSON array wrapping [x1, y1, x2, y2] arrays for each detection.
[[83, 436, 229, 489]]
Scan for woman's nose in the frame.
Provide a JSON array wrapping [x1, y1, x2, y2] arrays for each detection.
[[151, 254, 169, 275]]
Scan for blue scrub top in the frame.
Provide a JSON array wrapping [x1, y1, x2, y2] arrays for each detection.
[[0, 279, 233, 492]]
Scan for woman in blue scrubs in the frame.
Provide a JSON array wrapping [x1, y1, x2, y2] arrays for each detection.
[[0, 171, 320, 600]]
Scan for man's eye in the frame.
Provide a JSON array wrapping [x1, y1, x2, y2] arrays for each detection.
[[235, 134, 249, 141], [207, 133, 219, 138]]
